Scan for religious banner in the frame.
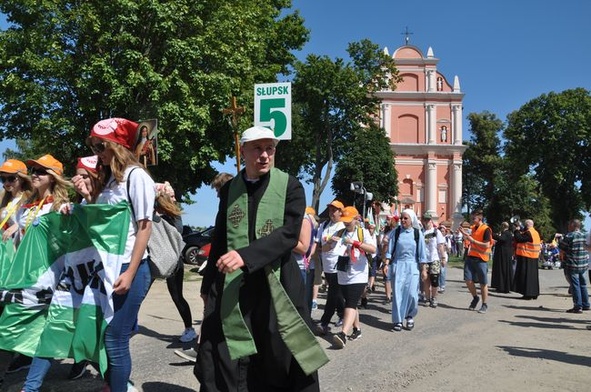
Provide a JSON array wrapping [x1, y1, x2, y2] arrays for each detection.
[[134, 119, 158, 167], [0, 202, 130, 373]]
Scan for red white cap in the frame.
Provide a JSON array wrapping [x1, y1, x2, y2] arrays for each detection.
[[91, 118, 139, 150]]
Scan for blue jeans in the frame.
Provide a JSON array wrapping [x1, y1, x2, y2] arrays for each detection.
[[439, 265, 447, 288], [568, 268, 590, 310], [22, 357, 53, 391], [104, 259, 151, 392]]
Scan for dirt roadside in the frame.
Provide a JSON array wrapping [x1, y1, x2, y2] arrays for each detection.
[[2, 264, 590, 392]]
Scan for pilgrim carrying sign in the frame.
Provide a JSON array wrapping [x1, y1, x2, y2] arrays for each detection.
[[254, 82, 292, 140]]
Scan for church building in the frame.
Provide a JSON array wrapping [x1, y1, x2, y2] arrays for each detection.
[[375, 41, 466, 228]]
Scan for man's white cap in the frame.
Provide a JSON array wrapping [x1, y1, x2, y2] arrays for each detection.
[[239, 126, 279, 146]]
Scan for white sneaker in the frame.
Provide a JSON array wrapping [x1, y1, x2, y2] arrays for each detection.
[[174, 347, 198, 363], [179, 328, 198, 343], [127, 380, 139, 392]]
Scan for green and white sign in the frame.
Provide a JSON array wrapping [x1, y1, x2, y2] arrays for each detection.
[[254, 82, 291, 140]]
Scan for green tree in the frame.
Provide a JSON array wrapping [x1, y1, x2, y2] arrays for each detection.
[[461, 112, 504, 217], [503, 88, 591, 232], [330, 123, 398, 213], [275, 39, 400, 211], [0, 0, 308, 197]]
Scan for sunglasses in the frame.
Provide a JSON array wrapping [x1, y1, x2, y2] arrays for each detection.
[[30, 167, 49, 176], [0, 175, 17, 184], [90, 141, 107, 154]]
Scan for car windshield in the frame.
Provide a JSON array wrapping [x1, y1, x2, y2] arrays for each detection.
[[199, 226, 214, 237]]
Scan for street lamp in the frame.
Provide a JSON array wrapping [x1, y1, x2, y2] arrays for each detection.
[[350, 181, 373, 220]]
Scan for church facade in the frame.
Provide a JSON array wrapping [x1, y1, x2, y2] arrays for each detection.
[[375, 44, 466, 228]]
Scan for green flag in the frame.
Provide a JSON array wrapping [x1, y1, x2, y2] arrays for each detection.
[[0, 202, 130, 373]]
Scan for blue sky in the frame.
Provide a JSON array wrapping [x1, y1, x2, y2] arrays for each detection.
[[2, 1, 590, 228], [187, 0, 591, 227]]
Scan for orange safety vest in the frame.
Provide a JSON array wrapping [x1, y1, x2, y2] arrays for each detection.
[[467, 223, 492, 262], [515, 227, 541, 259]]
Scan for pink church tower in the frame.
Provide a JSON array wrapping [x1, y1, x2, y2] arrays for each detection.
[[375, 42, 466, 229]]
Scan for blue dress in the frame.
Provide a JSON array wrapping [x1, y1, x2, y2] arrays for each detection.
[[386, 227, 427, 324]]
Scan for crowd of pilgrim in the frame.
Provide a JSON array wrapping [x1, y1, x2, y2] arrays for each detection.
[[0, 118, 197, 392]]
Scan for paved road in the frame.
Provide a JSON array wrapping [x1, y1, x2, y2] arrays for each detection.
[[2, 263, 590, 391]]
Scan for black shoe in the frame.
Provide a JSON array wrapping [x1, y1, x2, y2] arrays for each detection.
[[566, 307, 583, 314], [68, 360, 89, 380], [469, 296, 480, 310], [348, 328, 362, 341], [360, 297, 368, 308], [6, 354, 33, 374], [332, 332, 347, 349]]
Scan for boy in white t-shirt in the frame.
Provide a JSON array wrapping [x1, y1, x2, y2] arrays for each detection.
[[420, 212, 446, 308]]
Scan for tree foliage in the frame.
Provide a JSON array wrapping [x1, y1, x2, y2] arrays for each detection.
[[462, 111, 504, 216], [0, 0, 308, 197], [275, 39, 400, 211], [331, 123, 398, 212], [503, 88, 591, 232]]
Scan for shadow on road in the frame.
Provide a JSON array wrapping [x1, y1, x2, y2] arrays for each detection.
[[498, 345, 591, 367], [141, 381, 196, 392]]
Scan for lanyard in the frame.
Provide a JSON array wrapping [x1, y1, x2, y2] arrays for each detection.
[[0, 199, 20, 229], [24, 197, 47, 233]]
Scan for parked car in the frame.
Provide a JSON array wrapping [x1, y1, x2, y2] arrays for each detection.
[[195, 242, 211, 267], [182, 226, 214, 265]]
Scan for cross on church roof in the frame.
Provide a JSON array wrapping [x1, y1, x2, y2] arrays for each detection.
[[401, 26, 413, 45]]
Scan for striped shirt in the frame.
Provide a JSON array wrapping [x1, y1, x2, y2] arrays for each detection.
[[559, 230, 589, 271]]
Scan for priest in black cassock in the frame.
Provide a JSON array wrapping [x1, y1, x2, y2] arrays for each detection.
[[195, 126, 328, 392]]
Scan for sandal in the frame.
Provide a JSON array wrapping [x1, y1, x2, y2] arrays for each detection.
[[405, 318, 414, 330], [393, 323, 402, 332]]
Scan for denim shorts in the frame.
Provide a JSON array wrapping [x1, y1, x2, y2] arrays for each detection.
[[463, 256, 488, 285]]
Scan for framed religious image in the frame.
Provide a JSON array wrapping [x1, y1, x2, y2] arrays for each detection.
[[134, 119, 158, 167]]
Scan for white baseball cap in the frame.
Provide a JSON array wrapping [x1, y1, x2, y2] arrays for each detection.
[[239, 126, 279, 146]]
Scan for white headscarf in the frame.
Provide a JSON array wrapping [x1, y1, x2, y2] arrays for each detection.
[[402, 209, 421, 229]]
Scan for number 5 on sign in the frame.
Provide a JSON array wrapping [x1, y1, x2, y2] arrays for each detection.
[[254, 82, 291, 140]]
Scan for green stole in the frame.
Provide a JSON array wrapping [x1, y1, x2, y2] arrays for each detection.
[[221, 168, 329, 375]]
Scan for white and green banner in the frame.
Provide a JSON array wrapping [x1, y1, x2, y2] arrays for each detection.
[[0, 202, 130, 373]]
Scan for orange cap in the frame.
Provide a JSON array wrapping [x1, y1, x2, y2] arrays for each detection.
[[0, 159, 27, 174], [340, 206, 360, 223], [26, 154, 63, 176], [327, 200, 344, 210]]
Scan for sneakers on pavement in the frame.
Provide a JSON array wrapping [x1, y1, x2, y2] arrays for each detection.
[[478, 304, 488, 314], [566, 307, 583, 314], [6, 354, 32, 374], [174, 347, 197, 363], [127, 380, 139, 392], [430, 298, 438, 308], [469, 296, 480, 310], [101, 380, 137, 392], [68, 360, 89, 380], [332, 332, 347, 349], [179, 328, 198, 343], [348, 328, 362, 341]]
